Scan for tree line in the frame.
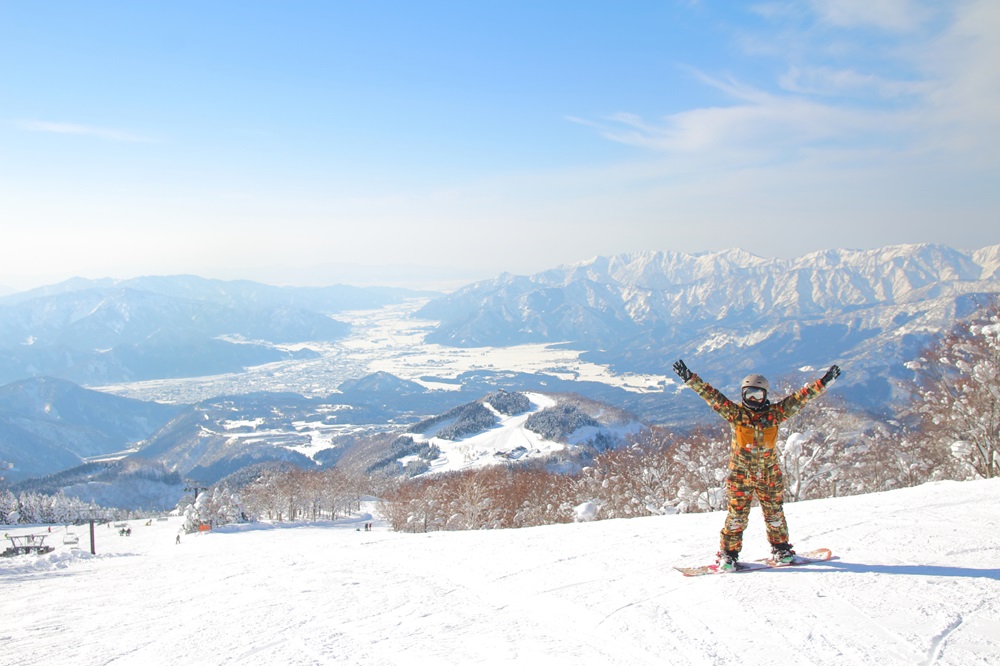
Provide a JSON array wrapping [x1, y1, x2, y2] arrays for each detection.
[[0, 489, 125, 525], [182, 465, 369, 533]]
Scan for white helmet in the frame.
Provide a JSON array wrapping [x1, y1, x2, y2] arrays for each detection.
[[741, 374, 770, 392], [741, 374, 770, 411]]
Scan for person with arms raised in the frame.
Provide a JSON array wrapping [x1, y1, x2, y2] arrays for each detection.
[[672, 359, 841, 572]]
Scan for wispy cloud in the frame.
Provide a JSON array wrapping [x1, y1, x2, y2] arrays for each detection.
[[778, 66, 930, 99], [919, 0, 1000, 147], [576, 1, 999, 164], [805, 0, 931, 32], [18, 120, 154, 143], [570, 75, 894, 159], [750, 0, 931, 31]]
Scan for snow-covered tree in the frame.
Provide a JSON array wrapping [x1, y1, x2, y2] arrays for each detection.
[[667, 428, 729, 513], [0, 489, 19, 524], [573, 425, 728, 517], [775, 397, 851, 502], [908, 300, 1000, 479], [576, 446, 648, 519], [443, 471, 493, 530], [239, 467, 291, 521], [0, 489, 112, 525]]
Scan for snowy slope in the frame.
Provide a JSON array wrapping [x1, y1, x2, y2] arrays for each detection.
[[3, 479, 999, 665], [407, 392, 563, 474], [399, 392, 645, 478]]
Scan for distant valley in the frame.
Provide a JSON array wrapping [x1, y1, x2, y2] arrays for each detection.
[[2, 243, 999, 507]]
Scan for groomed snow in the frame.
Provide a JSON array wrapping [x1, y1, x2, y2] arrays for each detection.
[[3, 479, 999, 665]]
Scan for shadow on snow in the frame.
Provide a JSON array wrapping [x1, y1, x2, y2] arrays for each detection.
[[776, 558, 1000, 580]]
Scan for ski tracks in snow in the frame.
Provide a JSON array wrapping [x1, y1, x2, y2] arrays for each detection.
[[5, 480, 1000, 665]]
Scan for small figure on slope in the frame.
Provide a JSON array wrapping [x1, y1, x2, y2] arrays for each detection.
[[672, 359, 841, 572]]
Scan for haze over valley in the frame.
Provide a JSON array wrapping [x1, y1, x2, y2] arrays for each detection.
[[94, 298, 667, 406]]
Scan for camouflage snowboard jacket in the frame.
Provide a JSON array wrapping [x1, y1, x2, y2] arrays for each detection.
[[683, 374, 828, 456]]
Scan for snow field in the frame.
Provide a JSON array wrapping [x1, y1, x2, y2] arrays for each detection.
[[2, 479, 998, 665]]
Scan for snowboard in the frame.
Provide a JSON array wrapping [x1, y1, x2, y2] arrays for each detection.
[[674, 547, 832, 577]]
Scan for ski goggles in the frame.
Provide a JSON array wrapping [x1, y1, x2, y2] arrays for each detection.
[[742, 387, 767, 403]]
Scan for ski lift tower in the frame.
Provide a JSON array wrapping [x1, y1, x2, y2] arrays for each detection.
[[75, 508, 111, 555], [185, 483, 208, 501]]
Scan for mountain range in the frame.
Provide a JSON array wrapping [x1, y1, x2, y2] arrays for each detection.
[[6, 377, 638, 510], [418, 243, 1000, 412], [0, 276, 433, 386], [3, 243, 1000, 506], [0, 377, 181, 483]]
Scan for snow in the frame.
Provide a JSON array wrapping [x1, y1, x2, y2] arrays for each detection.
[[410, 392, 564, 475], [3, 479, 999, 665], [223, 418, 266, 430], [96, 300, 669, 405], [574, 500, 600, 522], [350, 304, 667, 393]]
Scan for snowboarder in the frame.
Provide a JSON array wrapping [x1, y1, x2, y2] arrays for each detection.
[[672, 359, 841, 571]]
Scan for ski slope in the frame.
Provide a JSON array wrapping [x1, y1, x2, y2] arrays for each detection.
[[405, 392, 646, 477], [2, 479, 999, 665]]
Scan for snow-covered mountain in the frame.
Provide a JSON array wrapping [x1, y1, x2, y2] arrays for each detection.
[[0, 276, 434, 386], [3, 368, 647, 498], [5, 244, 999, 496], [0, 377, 181, 483], [418, 243, 1000, 413], [12, 458, 186, 512], [343, 389, 645, 479]]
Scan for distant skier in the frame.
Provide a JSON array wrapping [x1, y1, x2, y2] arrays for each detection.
[[672, 359, 841, 571]]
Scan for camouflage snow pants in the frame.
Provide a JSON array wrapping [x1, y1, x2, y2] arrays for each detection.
[[719, 447, 789, 554]]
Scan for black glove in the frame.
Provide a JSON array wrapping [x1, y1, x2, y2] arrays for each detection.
[[673, 359, 693, 382], [821, 364, 841, 386]]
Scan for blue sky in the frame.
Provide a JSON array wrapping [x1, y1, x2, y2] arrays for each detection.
[[1, 1, 998, 290]]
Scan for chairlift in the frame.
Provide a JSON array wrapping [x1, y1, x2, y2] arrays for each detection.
[[2, 534, 55, 557], [63, 532, 80, 545]]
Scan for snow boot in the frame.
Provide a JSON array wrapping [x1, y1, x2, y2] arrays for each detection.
[[716, 549, 739, 572], [770, 543, 795, 564]]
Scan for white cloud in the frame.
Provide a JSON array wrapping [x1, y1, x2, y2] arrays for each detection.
[[778, 66, 930, 99], [545, 0, 997, 265], [919, 0, 1000, 141], [578, 1, 1000, 166], [805, 0, 930, 32], [574, 75, 894, 160]]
